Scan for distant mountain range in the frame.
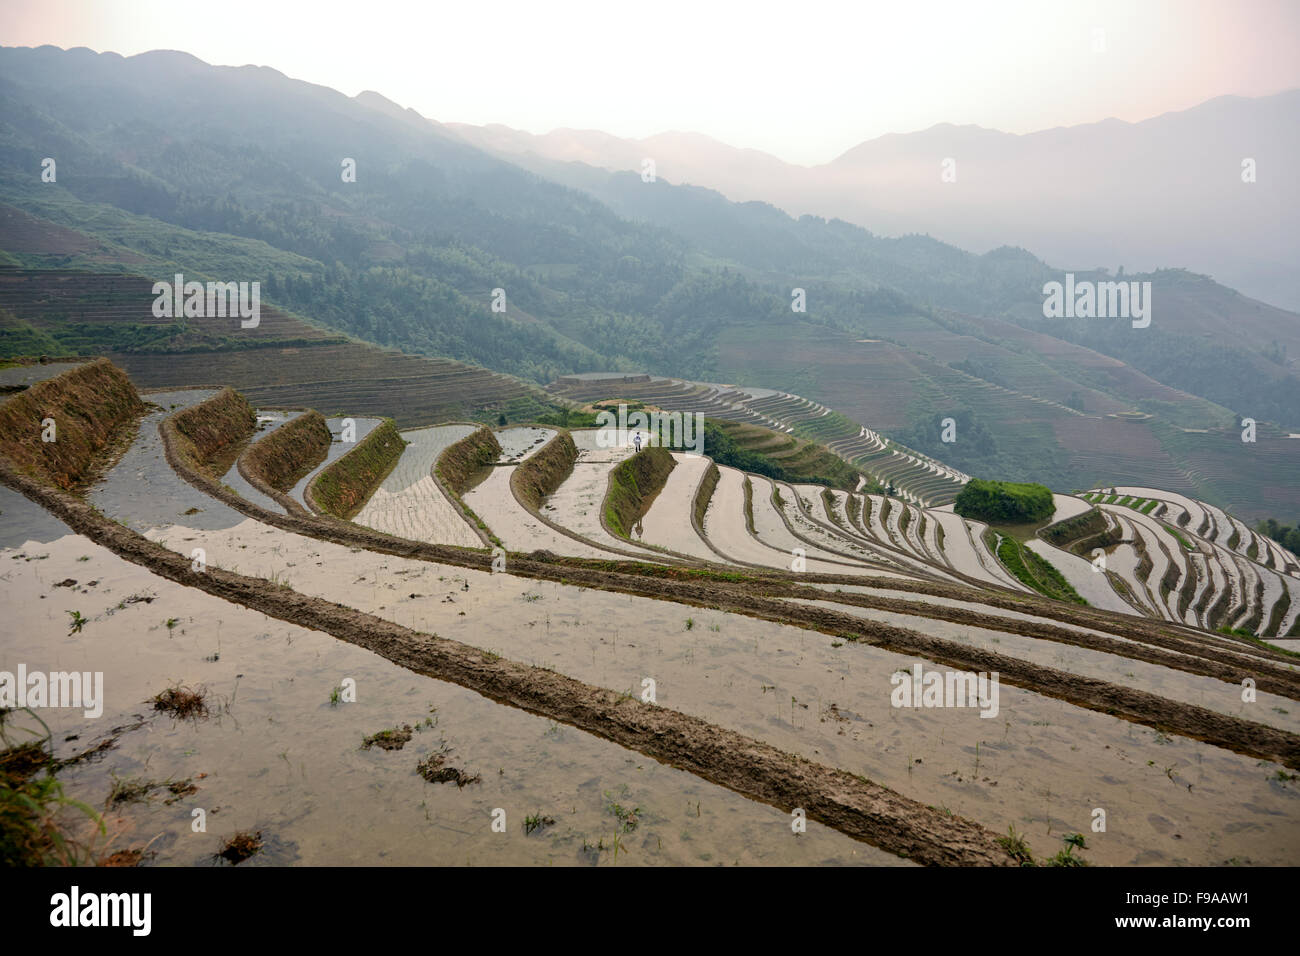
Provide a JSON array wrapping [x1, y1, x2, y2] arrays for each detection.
[[0, 44, 1297, 520], [450, 90, 1300, 312]]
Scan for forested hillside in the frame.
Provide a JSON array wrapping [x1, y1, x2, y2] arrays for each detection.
[[1, 44, 1296, 519]]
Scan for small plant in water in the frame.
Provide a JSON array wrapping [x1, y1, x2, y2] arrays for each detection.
[[523, 813, 555, 835], [66, 611, 87, 635], [997, 825, 1034, 866], [605, 793, 641, 833], [1045, 834, 1090, 867]]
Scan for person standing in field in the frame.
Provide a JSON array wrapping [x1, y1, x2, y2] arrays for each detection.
[[633, 430, 643, 453]]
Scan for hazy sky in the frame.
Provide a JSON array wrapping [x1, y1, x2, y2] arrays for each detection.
[[3, 0, 1298, 164]]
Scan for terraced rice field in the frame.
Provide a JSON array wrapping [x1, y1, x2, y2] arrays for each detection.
[[461, 427, 615, 559], [3, 512, 882, 866], [540, 430, 668, 558], [0, 269, 563, 428], [495, 426, 555, 462], [1079, 486, 1299, 637], [547, 375, 969, 505], [87, 387, 246, 532], [3, 361, 1298, 870], [636, 453, 724, 561], [353, 424, 483, 548], [140, 510, 1300, 866]]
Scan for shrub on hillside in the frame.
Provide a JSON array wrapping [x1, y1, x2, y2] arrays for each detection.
[[954, 478, 1054, 524]]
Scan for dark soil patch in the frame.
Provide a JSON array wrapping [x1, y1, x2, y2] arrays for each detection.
[[98, 848, 148, 867], [215, 830, 263, 865], [416, 744, 480, 788], [362, 724, 415, 751], [151, 684, 209, 721]]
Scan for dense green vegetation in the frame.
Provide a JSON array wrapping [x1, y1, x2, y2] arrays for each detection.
[[893, 410, 1002, 480], [954, 479, 1055, 524], [994, 534, 1088, 605], [309, 419, 406, 519], [1257, 518, 1300, 559]]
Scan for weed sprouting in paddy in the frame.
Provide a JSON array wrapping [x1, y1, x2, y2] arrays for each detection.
[[523, 813, 555, 835], [1046, 834, 1090, 867], [66, 610, 87, 634], [997, 825, 1034, 866], [604, 789, 640, 833], [152, 684, 209, 721]]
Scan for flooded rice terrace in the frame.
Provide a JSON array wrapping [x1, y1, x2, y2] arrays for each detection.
[[3, 401, 1297, 867], [0, 496, 889, 866], [142, 514, 1300, 866]]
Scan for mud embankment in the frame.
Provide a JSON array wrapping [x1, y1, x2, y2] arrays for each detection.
[[239, 410, 332, 516], [0, 357, 144, 489], [434, 425, 501, 548], [306, 419, 405, 519], [692, 460, 720, 535], [511, 429, 577, 510], [1040, 507, 1107, 549], [603, 445, 676, 539], [786, 584, 1300, 701], [436, 426, 501, 494], [166, 387, 257, 477]]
